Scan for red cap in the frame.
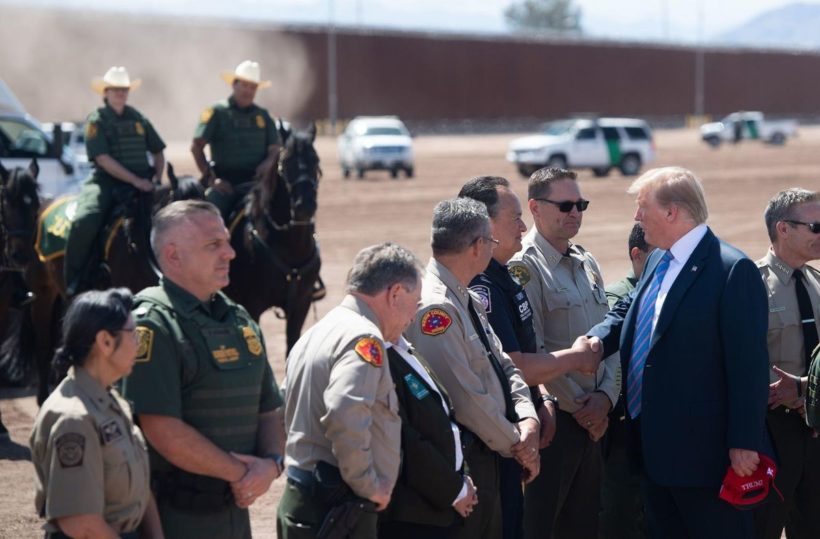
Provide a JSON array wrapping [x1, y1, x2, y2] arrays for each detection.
[[718, 453, 783, 510]]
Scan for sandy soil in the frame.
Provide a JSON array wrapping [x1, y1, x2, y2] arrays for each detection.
[[1, 126, 814, 537]]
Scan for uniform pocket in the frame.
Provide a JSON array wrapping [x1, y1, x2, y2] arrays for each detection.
[[102, 440, 132, 507]]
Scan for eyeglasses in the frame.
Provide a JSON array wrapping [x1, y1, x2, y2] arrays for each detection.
[[533, 198, 590, 213], [474, 236, 500, 246], [784, 220, 820, 234]]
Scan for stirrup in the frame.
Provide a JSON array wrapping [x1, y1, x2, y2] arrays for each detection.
[[311, 276, 326, 302]]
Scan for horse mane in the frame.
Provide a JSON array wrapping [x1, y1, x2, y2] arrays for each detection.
[[3, 165, 40, 209], [173, 175, 206, 201]]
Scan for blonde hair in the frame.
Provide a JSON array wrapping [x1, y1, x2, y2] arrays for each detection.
[[628, 167, 708, 224]]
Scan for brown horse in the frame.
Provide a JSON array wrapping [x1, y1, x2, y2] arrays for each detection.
[[223, 122, 322, 354], [0, 161, 204, 404]]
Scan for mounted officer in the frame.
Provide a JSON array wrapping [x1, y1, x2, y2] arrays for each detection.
[[64, 66, 165, 297], [191, 60, 280, 222]]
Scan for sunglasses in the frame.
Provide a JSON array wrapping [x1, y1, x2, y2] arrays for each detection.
[[533, 198, 590, 213], [784, 220, 820, 234]]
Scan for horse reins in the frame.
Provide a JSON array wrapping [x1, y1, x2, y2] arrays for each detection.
[[0, 168, 37, 272]]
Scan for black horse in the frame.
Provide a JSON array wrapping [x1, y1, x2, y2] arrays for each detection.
[[224, 123, 322, 354], [0, 160, 204, 404]]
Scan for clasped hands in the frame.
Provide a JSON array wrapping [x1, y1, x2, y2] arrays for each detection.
[[229, 452, 282, 508], [511, 417, 541, 483]]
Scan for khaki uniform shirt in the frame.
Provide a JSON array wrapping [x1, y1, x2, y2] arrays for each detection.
[[405, 259, 538, 458], [30, 367, 150, 534], [509, 227, 620, 413], [283, 295, 401, 499], [757, 249, 820, 380]]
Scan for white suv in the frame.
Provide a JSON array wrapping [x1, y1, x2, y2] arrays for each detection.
[[507, 118, 655, 178], [338, 116, 414, 179]]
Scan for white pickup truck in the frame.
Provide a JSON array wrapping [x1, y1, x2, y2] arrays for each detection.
[[700, 111, 798, 147], [0, 80, 85, 198]]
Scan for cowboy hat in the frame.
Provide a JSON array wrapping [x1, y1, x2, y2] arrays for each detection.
[[220, 60, 271, 89], [91, 66, 142, 95]]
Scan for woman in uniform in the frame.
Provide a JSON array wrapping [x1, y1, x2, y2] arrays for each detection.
[[30, 288, 163, 539]]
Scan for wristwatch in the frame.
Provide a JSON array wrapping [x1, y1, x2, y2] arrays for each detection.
[[262, 452, 285, 471], [541, 394, 558, 407]]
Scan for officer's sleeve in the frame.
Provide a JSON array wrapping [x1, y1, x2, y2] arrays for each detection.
[[120, 315, 183, 418], [511, 258, 546, 352], [264, 111, 281, 147], [142, 118, 166, 153], [84, 116, 108, 160], [596, 353, 621, 407], [407, 305, 520, 456], [43, 415, 104, 520], [193, 106, 217, 141], [257, 330, 284, 413], [321, 343, 385, 499]]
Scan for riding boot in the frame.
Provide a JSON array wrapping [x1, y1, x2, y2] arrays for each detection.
[[11, 273, 35, 308]]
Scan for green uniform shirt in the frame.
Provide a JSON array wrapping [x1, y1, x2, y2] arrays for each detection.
[[194, 97, 279, 184], [85, 103, 165, 182], [605, 271, 638, 309], [121, 277, 282, 472]]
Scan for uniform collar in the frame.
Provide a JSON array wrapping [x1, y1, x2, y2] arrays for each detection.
[[527, 226, 582, 269], [341, 294, 384, 338], [160, 277, 230, 319], [764, 248, 799, 286], [102, 101, 133, 119], [484, 258, 516, 289], [228, 96, 255, 112], [427, 258, 474, 310], [70, 366, 112, 412]]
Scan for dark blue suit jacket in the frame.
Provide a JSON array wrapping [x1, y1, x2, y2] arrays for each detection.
[[588, 228, 770, 488]]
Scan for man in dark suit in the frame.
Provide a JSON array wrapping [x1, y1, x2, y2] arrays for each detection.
[[379, 336, 478, 538], [583, 167, 770, 538]]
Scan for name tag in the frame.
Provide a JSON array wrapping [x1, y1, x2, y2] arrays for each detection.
[[769, 306, 786, 313], [404, 373, 430, 400]]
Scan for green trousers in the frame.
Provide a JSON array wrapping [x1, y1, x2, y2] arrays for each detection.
[[64, 177, 129, 292], [277, 479, 378, 539], [158, 499, 251, 539], [598, 419, 646, 539]]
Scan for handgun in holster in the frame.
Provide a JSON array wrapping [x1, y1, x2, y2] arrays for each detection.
[[312, 461, 377, 539]]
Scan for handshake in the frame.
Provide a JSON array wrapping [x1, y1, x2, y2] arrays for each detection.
[[570, 335, 603, 375]]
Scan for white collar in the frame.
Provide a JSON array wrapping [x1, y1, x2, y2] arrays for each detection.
[[668, 223, 708, 265]]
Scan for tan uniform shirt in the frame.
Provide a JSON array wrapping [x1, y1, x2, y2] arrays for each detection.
[[509, 227, 620, 413], [405, 258, 538, 458], [283, 294, 401, 499], [30, 367, 150, 534], [757, 249, 820, 380]]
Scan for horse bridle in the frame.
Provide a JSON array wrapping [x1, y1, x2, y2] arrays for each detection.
[[0, 168, 37, 271], [266, 147, 318, 231]]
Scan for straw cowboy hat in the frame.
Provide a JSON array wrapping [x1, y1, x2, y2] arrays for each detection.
[[220, 60, 271, 89], [91, 66, 142, 95]]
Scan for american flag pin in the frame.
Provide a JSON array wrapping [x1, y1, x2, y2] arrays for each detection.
[[691, 266, 698, 272]]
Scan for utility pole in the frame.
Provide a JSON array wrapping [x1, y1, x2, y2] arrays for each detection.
[[327, 0, 338, 133], [694, 0, 705, 117]]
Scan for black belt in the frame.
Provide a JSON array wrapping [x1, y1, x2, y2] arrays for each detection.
[[47, 531, 139, 539], [769, 405, 804, 418]]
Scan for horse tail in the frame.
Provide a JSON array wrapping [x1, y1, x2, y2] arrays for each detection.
[[0, 307, 35, 387]]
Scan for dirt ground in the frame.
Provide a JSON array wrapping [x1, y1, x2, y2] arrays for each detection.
[[1, 126, 816, 537]]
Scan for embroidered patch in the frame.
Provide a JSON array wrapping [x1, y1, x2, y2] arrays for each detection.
[[100, 419, 124, 444], [508, 264, 531, 287], [404, 373, 430, 400], [243, 326, 263, 356], [55, 432, 85, 468], [135, 326, 153, 363], [470, 285, 492, 313], [354, 337, 384, 367], [212, 346, 240, 363], [200, 107, 214, 124], [420, 308, 452, 336], [134, 121, 145, 136], [256, 114, 265, 129], [85, 122, 98, 140]]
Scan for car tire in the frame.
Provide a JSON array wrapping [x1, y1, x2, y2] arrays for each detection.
[[546, 155, 567, 170], [592, 167, 610, 178], [342, 168, 350, 179], [405, 167, 414, 178], [390, 168, 399, 179], [770, 132, 786, 145], [619, 154, 641, 176], [704, 135, 721, 148], [357, 168, 365, 179], [517, 165, 538, 178]]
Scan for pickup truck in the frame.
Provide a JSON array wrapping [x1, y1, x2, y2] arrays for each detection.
[[0, 80, 85, 197], [700, 111, 798, 147]]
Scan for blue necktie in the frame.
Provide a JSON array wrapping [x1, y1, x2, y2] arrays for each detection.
[[627, 251, 674, 418]]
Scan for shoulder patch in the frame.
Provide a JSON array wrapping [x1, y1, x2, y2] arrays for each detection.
[[134, 121, 145, 136], [354, 337, 384, 367], [135, 326, 153, 363], [55, 432, 85, 468], [470, 285, 492, 313], [85, 122, 98, 140], [508, 264, 531, 287], [200, 107, 214, 124], [242, 326, 263, 356], [420, 308, 452, 336], [256, 114, 265, 129]]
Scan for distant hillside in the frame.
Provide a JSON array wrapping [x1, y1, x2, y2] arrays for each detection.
[[716, 2, 820, 49]]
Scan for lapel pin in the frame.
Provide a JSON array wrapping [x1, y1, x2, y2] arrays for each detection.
[[691, 265, 698, 272]]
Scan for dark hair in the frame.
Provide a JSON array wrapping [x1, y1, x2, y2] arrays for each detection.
[[628, 223, 649, 255], [53, 288, 134, 372], [528, 167, 577, 200], [458, 176, 510, 219]]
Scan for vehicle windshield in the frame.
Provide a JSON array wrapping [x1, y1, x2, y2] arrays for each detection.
[[361, 126, 406, 136], [540, 120, 574, 136]]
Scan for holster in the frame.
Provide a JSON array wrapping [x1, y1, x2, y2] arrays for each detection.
[[152, 468, 234, 513], [312, 461, 376, 539]]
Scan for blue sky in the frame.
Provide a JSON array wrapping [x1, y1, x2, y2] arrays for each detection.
[[6, 0, 814, 43]]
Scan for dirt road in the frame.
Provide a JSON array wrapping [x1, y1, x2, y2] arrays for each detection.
[[1, 127, 814, 537]]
